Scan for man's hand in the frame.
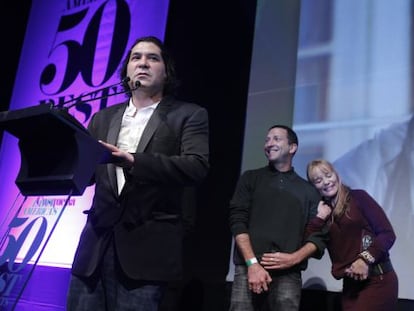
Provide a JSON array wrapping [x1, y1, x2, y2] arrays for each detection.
[[247, 263, 272, 294], [99, 140, 134, 168], [260, 252, 297, 270], [260, 243, 317, 271]]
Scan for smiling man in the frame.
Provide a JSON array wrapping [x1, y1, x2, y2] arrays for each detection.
[[228, 124, 327, 311]]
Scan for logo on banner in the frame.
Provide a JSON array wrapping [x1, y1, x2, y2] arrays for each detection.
[[38, 0, 132, 124], [0, 196, 76, 307], [0, 0, 132, 307]]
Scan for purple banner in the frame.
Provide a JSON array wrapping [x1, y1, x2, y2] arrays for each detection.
[[0, 0, 170, 271]]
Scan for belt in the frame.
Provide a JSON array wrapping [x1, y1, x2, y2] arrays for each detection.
[[370, 259, 393, 276]]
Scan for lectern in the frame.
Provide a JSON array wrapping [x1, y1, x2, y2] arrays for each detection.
[[0, 104, 109, 310], [0, 104, 110, 195]]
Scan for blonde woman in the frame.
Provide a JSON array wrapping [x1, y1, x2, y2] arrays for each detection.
[[306, 159, 398, 311]]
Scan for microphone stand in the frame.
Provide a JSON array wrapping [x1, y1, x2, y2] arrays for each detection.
[[46, 78, 140, 133], [62, 78, 140, 111]]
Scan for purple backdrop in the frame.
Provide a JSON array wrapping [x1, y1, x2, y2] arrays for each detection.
[[0, 0, 169, 309]]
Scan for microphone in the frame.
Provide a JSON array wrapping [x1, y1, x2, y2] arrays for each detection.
[[133, 80, 141, 89], [62, 77, 140, 110]]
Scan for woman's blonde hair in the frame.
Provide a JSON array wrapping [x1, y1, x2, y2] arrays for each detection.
[[306, 159, 351, 221]]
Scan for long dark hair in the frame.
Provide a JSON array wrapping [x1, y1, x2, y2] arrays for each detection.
[[118, 36, 179, 96]]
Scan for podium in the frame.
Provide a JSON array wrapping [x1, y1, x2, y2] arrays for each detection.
[[0, 104, 109, 310], [0, 104, 110, 196]]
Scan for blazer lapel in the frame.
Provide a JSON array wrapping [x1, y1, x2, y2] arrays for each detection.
[[106, 104, 126, 195], [136, 98, 172, 153]]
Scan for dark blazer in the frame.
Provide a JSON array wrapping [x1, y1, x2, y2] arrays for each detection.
[[71, 96, 209, 281]]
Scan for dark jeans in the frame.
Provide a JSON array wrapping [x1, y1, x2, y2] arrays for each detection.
[[66, 241, 166, 311], [229, 265, 302, 311]]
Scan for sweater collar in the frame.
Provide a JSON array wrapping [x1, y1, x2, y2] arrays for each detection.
[[268, 163, 295, 177]]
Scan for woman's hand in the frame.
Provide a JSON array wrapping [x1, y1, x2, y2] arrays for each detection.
[[344, 258, 369, 281], [317, 201, 331, 220]]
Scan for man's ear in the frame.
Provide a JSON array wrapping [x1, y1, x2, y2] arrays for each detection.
[[289, 143, 298, 155]]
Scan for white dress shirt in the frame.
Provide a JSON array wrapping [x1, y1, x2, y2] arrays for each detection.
[[116, 100, 158, 194]]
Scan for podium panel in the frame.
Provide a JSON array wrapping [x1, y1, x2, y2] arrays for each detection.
[[0, 104, 110, 195]]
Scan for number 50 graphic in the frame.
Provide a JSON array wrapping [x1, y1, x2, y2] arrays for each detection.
[[0, 215, 47, 305], [40, 0, 131, 96], [0, 0, 133, 306]]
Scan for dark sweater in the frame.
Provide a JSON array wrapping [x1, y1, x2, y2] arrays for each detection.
[[229, 165, 326, 269]]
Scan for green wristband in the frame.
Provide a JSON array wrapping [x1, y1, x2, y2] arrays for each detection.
[[246, 257, 258, 267]]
